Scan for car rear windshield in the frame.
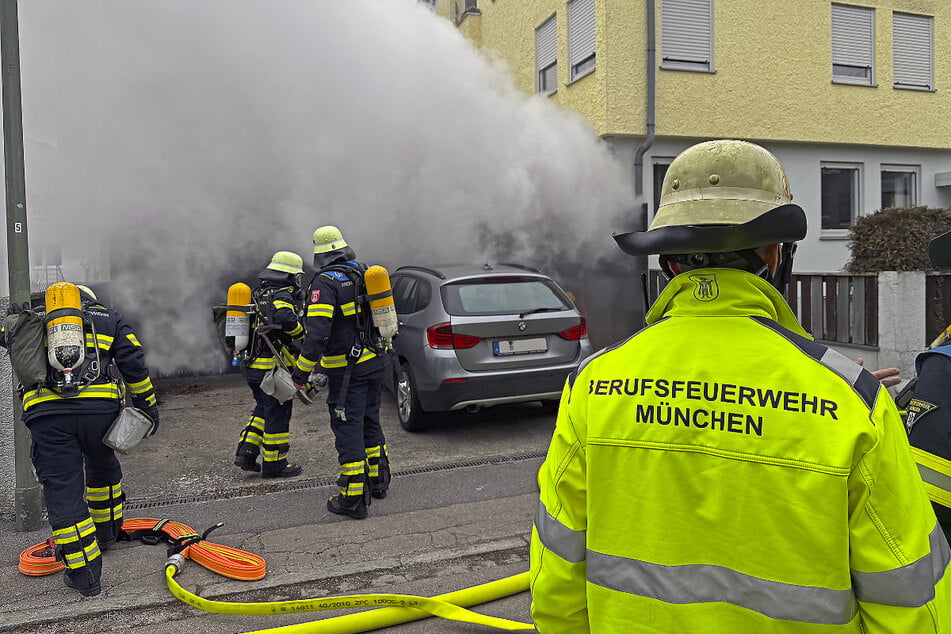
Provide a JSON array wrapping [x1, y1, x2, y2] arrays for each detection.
[[441, 276, 572, 316]]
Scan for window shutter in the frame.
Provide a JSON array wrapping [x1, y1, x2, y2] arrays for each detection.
[[893, 13, 932, 89], [660, 0, 712, 71], [536, 16, 557, 72], [569, 0, 595, 71], [831, 4, 873, 68]]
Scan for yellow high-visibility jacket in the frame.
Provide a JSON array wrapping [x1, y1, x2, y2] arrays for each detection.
[[530, 268, 951, 633]]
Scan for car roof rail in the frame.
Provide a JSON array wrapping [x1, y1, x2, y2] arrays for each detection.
[[496, 262, 543, 274], [395, 265, 446, 280]]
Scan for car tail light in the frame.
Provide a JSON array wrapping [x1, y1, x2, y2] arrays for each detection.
[[558, 316, 587, 341], [427, 323, 482, 349]]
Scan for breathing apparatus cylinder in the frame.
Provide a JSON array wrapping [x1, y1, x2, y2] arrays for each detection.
[[45, 282, 85, 390], [364, 265, 398, 343], [225, 282, 252, 366]]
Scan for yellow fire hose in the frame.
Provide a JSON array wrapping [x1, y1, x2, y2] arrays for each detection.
[[165, 555, 534, 632], [19, 515, 534, 632]]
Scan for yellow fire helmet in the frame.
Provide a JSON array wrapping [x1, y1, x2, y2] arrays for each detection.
[[313, 226, 348, 255], [614, 139, 806, 256], [312, 225, 356, 268], [265, 251, 304, 275], [75, 284, 98, 302]]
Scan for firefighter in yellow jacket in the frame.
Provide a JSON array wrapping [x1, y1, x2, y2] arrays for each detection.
[[530, 140, 951, 632]]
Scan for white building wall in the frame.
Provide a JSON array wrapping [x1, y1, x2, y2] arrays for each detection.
[[609, 137, 951, 273]]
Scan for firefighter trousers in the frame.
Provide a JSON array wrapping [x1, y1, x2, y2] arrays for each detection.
[[237, 367, 293, 474], [326, 356, 387, 466], [28, 411, 124, 590]]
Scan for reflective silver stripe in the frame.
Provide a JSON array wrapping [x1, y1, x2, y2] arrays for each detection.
[[534, 502, 586, 564], [919, 464, 951, 498], [852, 523, 950, 607], [587, 551, 857, 625], [820, 348, 862, 385]]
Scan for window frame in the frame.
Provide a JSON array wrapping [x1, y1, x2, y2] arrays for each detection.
[[820, 161, 863, 238], [831, 3, 876, 87], [880, 164, 920, 210], [536, 15, 559, 95], [652, 159, 675, 218], [892, 11, 934, 91], [659, 0, 714, 73], [568, 0, 596, 83]]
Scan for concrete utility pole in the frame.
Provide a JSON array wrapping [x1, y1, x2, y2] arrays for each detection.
[[1, 0, 43, 530]]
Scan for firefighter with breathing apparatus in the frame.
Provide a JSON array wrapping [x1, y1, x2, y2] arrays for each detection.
[[901, 229, 951, 544], [530, 140, 950, 631], [2, 283, 158, 597], [233, 251, 307, 478], [292, 225, 396, 520]]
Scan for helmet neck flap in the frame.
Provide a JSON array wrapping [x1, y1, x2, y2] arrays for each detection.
[[314, 245, 356, 270]]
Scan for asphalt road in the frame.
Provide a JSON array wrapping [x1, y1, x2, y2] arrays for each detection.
[[0, 373, 556, 633]]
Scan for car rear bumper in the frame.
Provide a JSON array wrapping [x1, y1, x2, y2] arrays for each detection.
[[416, 365, 575, 412]]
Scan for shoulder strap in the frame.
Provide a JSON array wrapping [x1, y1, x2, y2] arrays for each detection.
[[916, 344, 951, 374]]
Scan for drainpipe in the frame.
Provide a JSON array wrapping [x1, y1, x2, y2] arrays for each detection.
[[631, 0, 656, 322]]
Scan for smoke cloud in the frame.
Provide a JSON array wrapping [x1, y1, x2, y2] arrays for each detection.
[[17, 0, 637, 374]]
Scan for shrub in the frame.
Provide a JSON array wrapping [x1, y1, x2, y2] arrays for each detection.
[[846, 206, 951, 272]]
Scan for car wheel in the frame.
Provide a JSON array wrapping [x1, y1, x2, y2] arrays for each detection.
[[396, 363, 429, 432], [540, 400, 560, 415]]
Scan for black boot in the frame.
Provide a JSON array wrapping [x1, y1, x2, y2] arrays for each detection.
[[327, 493, 368, 520], [369, 452, 391, 499], [94, 526, 118, 552], [64, 559, 102, 597], [262, 462, 303, 479], [328, 466, 371, 519], [234, 442, 261, 472]]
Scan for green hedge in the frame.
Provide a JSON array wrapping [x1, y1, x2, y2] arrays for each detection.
[[846, 206, 951, 272]]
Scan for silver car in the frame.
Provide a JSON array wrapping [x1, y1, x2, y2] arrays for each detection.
[[388, 263, 593, 431]]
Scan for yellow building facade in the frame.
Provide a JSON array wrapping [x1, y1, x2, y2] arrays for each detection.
[[447, 0, 951, 271]]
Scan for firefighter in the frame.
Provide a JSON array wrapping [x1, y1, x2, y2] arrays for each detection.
[[6, 284, 158, 597], [906, 229, 951, 543], [291, 226, 391, 520], [233, 251, 306, 478], [530, 140, 950, 631]]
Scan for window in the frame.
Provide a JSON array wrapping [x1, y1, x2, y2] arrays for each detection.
[[831, 4, 875, 85], [821, 163, 862, 231], [893, 12, 933, 90], [568, 0, 595, 81], [653, 161, 672, 214], [660, 0, 713, 72], [393, 276, 432, 314], [392, 276, 418, 314], [442, 278, 570, 316], [536, 16, 558, 94], [881, 165, 919, 209]]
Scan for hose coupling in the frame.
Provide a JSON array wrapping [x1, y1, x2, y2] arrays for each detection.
[[165, 553, 185, 575]]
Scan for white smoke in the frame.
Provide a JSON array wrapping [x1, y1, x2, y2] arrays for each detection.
[[17, 0, 635, 373]]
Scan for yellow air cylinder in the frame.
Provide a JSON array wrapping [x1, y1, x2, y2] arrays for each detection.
[[226, 283, 252, 359], [364, 266, 398, 341], [45, 282, 85, 385]]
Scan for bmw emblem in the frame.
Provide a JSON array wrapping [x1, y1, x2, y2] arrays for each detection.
[[518, 321, 527, 332]]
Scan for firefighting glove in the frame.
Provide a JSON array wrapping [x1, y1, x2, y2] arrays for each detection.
[[144, 407, 160, 436]]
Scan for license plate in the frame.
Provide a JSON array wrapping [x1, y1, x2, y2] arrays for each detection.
[[493, 337, 547, 356]]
